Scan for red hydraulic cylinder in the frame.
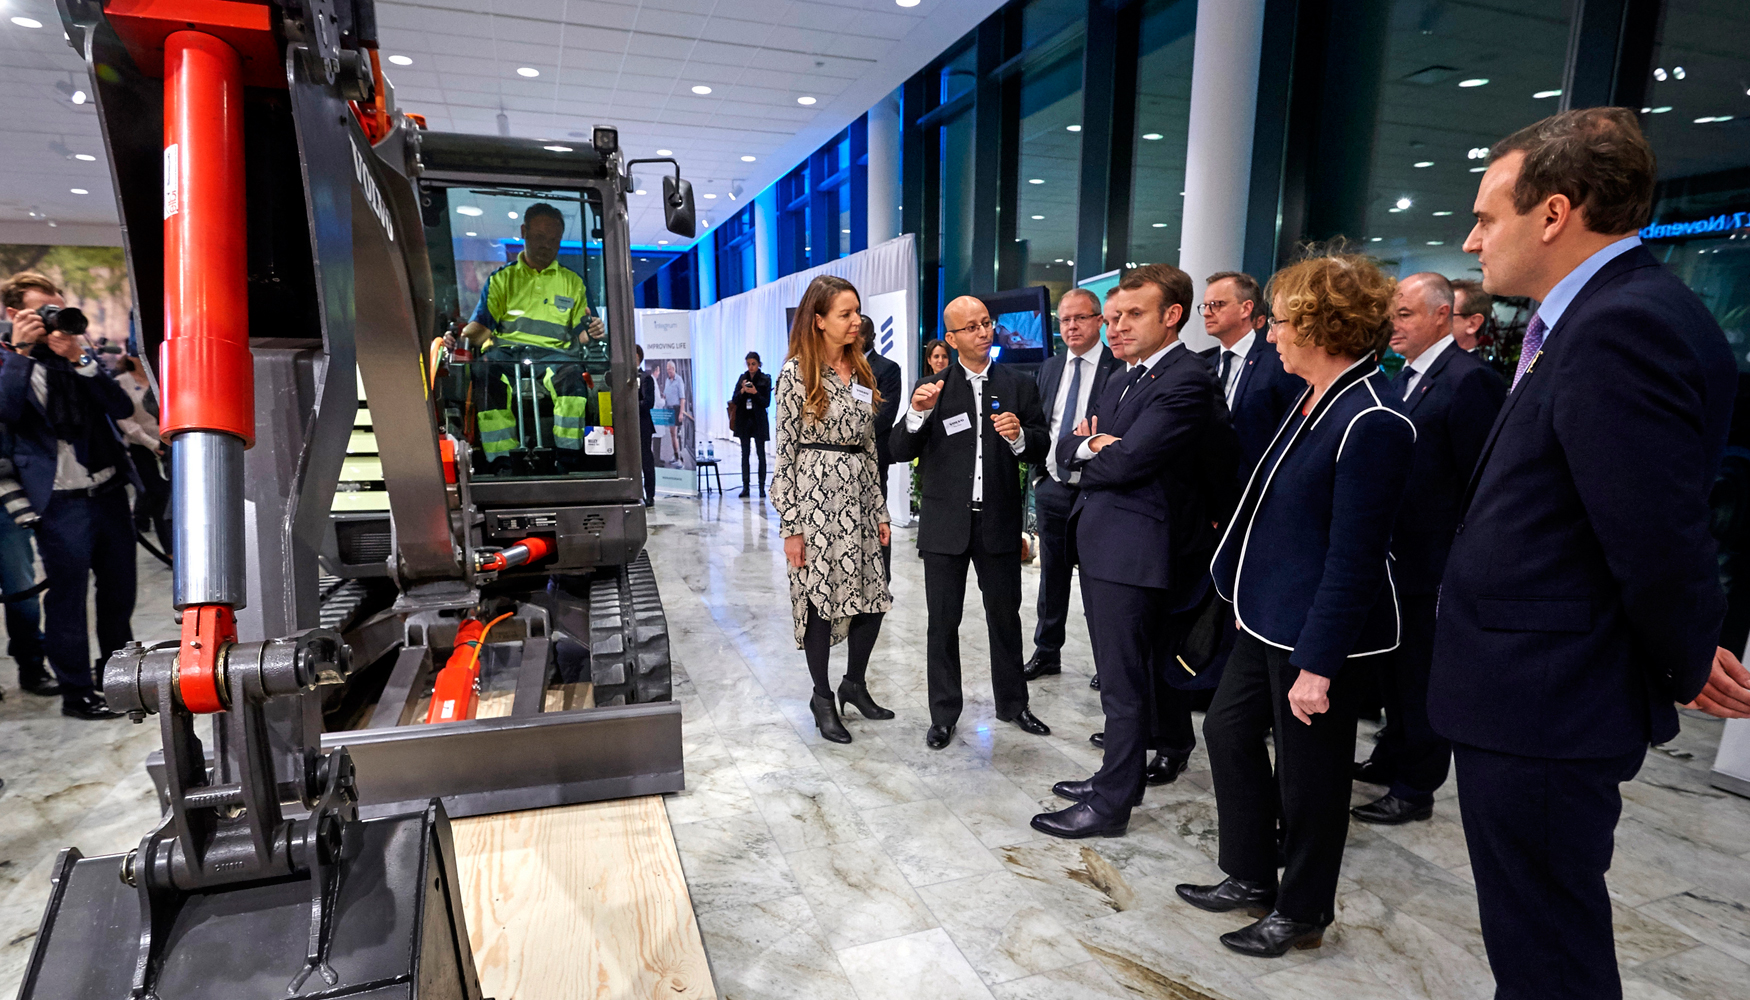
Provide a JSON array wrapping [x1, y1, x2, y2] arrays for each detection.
[[161, 30, 253, 447]]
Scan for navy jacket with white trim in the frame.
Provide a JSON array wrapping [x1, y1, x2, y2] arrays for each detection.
[[1210, 355, 1416, 678]]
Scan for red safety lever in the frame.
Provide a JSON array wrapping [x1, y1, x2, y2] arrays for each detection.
[[425, 612, 514, 724], [475, 536, 553, 574]]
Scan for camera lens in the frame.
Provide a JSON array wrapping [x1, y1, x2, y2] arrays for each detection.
[[38, 304, 89, 336]]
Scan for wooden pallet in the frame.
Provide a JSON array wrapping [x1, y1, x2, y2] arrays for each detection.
[[452, 796, 715, 1000]]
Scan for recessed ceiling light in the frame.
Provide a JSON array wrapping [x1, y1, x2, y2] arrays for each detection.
[[1054, 258, 1063, 263], [1389, 207, 1403, 213], [635, 189, 647, 196], [797, 96, 816, 106], [388, 55, 413, 66], [74, 153, 96, 161], [1029, 215, 1044, 220], [542, 144, 573, 152], [1469, 166, 1486, 172], [1413, 161, 1434, 167], [1695, 115, 1734, 124], [896, 0, 920, 7], [1142, 132, 1163, 140], [1395, 196, 1413, 209], [1151, 222, 1167, 228], [1651, 106, 1672, 113], [1427, 240, 1445, 245], [1458, 78, 1488, 88], [465, 231, 477, 237], [507, 211, 519, 219], [704, 193, 717, 199], [691, 85, 713, 95], [741, 155, 756, 162], [10, 16, 43, 28], [1027, 178, 1043, 184], [516, 67, 540, 78], [842, 228, 851, 234], [456, 206, 483, 216], [1066, 124, 1081, 132], [71, 90, 87, 105], [657, 149, 673, 156], [70, 188, 88, 195], [1370, 237, 1383, 242], [1432, 210, 1453, 216], [1654, 67, 1668, 81], [658, 240, 669, 245], [1673, 66, 1686, 80], [1533, 89, 1561, 99]]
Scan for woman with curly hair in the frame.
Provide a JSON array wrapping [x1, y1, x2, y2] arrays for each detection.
[[1176, 247, 1416, 957], [770, 275, 895, 743]]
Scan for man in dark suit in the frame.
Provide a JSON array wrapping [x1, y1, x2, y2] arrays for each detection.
[[1030, 263, 1233, 838], [1432, 108, 1750, 1000], [1023, 288, 1123, 682], [1199, 271, 1301, 483], [1450, 279, 1491, 355], [861, 315, 903, 578], [636, 344, 656, 505], [1352, 271, 1504, 825], [891, 295, 1051, 749]]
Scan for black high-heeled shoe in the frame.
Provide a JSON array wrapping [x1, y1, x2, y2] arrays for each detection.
[[837, 678, 895, 720], [811, 693, 852, 743]]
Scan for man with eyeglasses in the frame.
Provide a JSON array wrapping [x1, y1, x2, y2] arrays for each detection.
[[1024, 289, 1125, 685], [891, 296, 1050, 750], [1199, 271, 1301, 483]]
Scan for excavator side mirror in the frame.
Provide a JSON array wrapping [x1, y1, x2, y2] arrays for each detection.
[[662, 175, 695, 238]]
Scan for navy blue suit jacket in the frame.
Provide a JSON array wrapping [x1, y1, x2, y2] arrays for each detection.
[[1430, 245, 1736, 758], [1058, 344, 1235, 603], [1211, 357, 1416, 678], [1390, 345, 1506, 596], [0, 350, 136, 514], [1210, 337, 1303, 481]]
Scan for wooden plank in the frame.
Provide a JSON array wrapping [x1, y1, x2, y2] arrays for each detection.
[[452, 797, 716, 1000]]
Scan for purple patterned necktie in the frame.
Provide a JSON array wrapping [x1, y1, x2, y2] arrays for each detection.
[[1511, 314, 1547, 391]]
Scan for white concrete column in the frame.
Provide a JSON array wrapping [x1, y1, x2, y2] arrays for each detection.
[[754, 186, 778, 286], [695, 236, 717, 307], [867, 92, 901, 246], [1176, 0, 1267, 353]]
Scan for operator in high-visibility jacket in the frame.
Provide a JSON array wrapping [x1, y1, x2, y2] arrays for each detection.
[[459, 202, 605, 469]]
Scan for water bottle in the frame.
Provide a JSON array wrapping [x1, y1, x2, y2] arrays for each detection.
[[706, 440, 716, 460]]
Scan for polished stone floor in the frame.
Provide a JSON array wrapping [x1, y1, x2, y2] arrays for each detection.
[[648, 491, 1750, 1000], [2, 499, 1747, 1000]]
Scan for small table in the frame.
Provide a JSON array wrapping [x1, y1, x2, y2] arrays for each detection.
[[695, 459, 722, 495]]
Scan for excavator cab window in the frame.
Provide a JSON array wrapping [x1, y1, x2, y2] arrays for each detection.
[[431, 186, 618, 480]]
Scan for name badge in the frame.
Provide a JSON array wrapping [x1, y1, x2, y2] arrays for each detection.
[[943, 413, 972, 435], [553, 294, 576, 311], [849, 383, 873, 405], [745, 398, 753, 409]]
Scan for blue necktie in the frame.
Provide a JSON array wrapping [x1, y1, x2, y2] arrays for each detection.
[[1056, 356, 1084, 481], [1391, 364, 1414, 400]]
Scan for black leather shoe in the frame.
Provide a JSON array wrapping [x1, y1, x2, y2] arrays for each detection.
[[1089, 674, 1100, 690], [1089, 732, 1104, 748], [1351, 793, 1433, 825], [925, 723, 954, 750], [1219, 911, 1330, 957], [1022, 651, 1061, 681], [19, 663, 60, 697], [1001, 708, 1050, 736], [1052, 778, 1095, 802], [838, 678, 895, 720], [1030, 800, 1128, 840], [1175, 877, 1278, 918], [1145, 752, 1190, 786], [738, 488, 750, 498], [810, 693, 852, 744], [1352, 759, 1393, 785], [61, 688, 120, 721]]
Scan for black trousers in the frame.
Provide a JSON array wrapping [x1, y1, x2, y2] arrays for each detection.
[[37, 488, 135, 690], [129, 443, 171, 552], [1082, 577, 1195, 816], [738, 434, 767, 491], [1365, 593, 1451, 800], [1454, 743, 1644, 1000], [1205, 631, 1360, 922], [1030, 476, 1077, 656], [921, 511, 1028, 728], [640, 419, 656, 502]]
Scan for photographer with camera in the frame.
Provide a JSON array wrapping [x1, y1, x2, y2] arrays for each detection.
[[1, 271, 138, 720]]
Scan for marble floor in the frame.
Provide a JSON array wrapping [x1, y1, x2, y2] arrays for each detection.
[[2, 499, 1747, 1000], [647, 492, 1750, 1000]]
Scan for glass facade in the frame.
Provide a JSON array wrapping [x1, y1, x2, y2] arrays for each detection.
[[1015, 16, 1084, 296], [1127, 0, 1196, 268]]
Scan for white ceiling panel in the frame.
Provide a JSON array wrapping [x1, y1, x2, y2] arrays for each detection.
[[0, 0, 1008, 249]]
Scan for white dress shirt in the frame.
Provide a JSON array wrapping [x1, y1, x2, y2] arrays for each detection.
[[1400, 334, 1457, 399], [905, 359, 1026, 502], [1047, 342, 1107, 484], [30, 356, 115, 491], [1075, 340, 1183, 462], [1216, 331, 1256, 406]]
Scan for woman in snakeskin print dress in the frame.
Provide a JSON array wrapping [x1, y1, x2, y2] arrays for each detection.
[[771, 275, 895, 744]]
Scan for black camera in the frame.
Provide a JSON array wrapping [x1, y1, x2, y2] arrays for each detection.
[[36, 304, 88, 336]]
